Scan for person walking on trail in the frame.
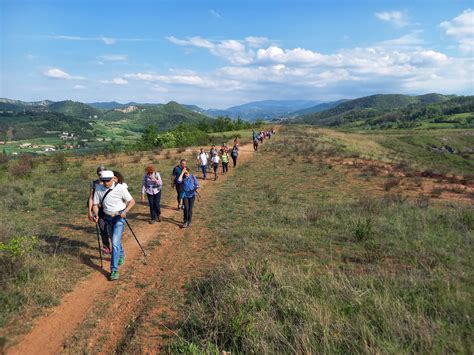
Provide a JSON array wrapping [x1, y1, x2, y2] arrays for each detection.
[[209, 145, 218, 172], [177, 167, 199, 228], [231, 143, 239, 167], [172, 159, 187, 210], [211, 153, 220, 180], [253, 136, 259, 151], [88, 165, 112, 254], [221, 148, 230, 175], [197, 148, 208, 180], [92, 170, 136, 281], [141, 165, 162, 224]]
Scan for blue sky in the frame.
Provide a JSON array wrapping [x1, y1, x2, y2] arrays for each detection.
[[1, 0, 473, 108]]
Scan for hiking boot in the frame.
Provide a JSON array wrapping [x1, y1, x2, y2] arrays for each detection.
[[187, 222, 192, 227], [157, 216, 162, 222], [149, 219, 156, 224], [118, 256, 125, 266], [102, 246, 111, 254], [110, 270, 119, 281], [182, 222, 188, 228]]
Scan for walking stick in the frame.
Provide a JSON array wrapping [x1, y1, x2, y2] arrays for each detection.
[[95, 223, 103, 268], [124, 219, 147, 257]]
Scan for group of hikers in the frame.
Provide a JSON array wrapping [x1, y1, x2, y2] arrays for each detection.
[[87, 129, 275, 281], [253, 128, 275, 151]]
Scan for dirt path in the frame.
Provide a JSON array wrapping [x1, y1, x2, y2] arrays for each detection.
[[7, 143, 258, 355]]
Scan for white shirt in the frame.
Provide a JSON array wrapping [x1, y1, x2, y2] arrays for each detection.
[[93, 183, 133, 216], [211, 155, 220, 164], [197, 152, 208, 166]]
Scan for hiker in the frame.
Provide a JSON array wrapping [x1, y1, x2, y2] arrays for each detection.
[[253, 136, 259, 151], [88, 165, 111, 254], [177, 167, 199, 228], [141, 165, 163, 224], [211, 152, 220, 180], [231, 143, 239, 167], [172, 159, 187, 209], [209, 145, 218, 172], [221, 148, 229, 175], [92, 170, 136, 281], [197, 148, 208, 180]]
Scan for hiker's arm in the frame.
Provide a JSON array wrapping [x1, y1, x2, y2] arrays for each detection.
[[121, 198, 135, 218], [141, 175, 146, 203], [87, 188, 94, 220], [92, 204, 99, 223]]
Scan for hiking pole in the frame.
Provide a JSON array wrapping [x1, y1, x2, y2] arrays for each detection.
[[95, 223, 103, 268], [124, 219, 147, 257], [196, 190, 202, 202]]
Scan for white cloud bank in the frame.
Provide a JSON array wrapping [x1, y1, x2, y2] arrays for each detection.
[[440, 8, 474, 53]]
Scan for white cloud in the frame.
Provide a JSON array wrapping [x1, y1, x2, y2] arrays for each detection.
[[209, 9, 222, 19], [98, 54, 128, 61], [375, 11, 408, 27], [73, 85, 86, 90], [440, 9, 474, 53], [44, 68, 84, 80], [46, 35, 151, 45], [167, 36, 255, 65], [100, 77, 128, 85], [244, 36, 269, 48]]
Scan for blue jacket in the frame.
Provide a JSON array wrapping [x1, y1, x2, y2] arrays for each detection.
[[178, 174, 199, 198]]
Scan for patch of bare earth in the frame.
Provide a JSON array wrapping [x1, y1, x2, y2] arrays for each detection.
[[329, 157, 474, 204]]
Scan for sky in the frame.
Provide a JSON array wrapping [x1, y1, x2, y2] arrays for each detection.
[[0, 0, 473, 109]]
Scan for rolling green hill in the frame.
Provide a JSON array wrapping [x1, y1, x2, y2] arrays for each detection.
[[102, 101, 214, 132], [294, 94, 471, 128], [48, 100, 102, 119]]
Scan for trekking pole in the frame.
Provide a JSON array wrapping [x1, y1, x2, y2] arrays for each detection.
[[95, 223, 103, 268], [124, 219, 147, 257], [196, 190, 202, 202]]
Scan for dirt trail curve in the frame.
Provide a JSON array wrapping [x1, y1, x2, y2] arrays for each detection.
[[7, 142, 258, 354]]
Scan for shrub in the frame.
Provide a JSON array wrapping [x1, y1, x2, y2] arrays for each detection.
[[353, 217, 374, 242], [0, 152, 9, 165], [0, 235, 38, 282], [9, 154, 34, 177], [384, 177, 401, 191]]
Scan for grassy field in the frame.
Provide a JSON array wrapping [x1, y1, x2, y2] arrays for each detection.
[[167, 126, 473, 353], [0, 126, 472, 352]]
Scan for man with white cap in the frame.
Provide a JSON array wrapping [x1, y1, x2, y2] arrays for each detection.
[[92, 170, 136, 281]]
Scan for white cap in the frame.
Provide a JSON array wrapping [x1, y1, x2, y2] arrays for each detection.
[[100, 170, 114, 181]]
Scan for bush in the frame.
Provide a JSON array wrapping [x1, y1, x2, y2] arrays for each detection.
[[9, 154, 34, 177], [384, 177, 401, 191], [0, 152, 9, 165]]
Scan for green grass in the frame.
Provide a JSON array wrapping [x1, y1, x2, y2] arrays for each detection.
[[169, 125, 473, 353]]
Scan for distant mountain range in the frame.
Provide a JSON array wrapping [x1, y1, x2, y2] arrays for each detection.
[[90, 99, 323, 121], [2, 93, 471, 140]]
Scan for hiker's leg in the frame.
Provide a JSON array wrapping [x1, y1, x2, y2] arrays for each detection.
[[232, 156, 237, 167], [155, 190, 161, 217], [98, 217, 110, 248], [147, 193, 156, 220], [188, 197, 195, 223], [175, 184, 182, 206], [110, 217, 125, 272], [183, 198, 189, 223]]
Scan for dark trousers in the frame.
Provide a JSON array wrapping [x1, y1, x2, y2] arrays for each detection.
[[183, 197, 195, 224], [147, 191, 161, 220], [253, 142, 258, 151], [175, 184, 182, 205], [231, 155, 237, 167], [98, 216, 110, 249], [222, 162, 228, 174]]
